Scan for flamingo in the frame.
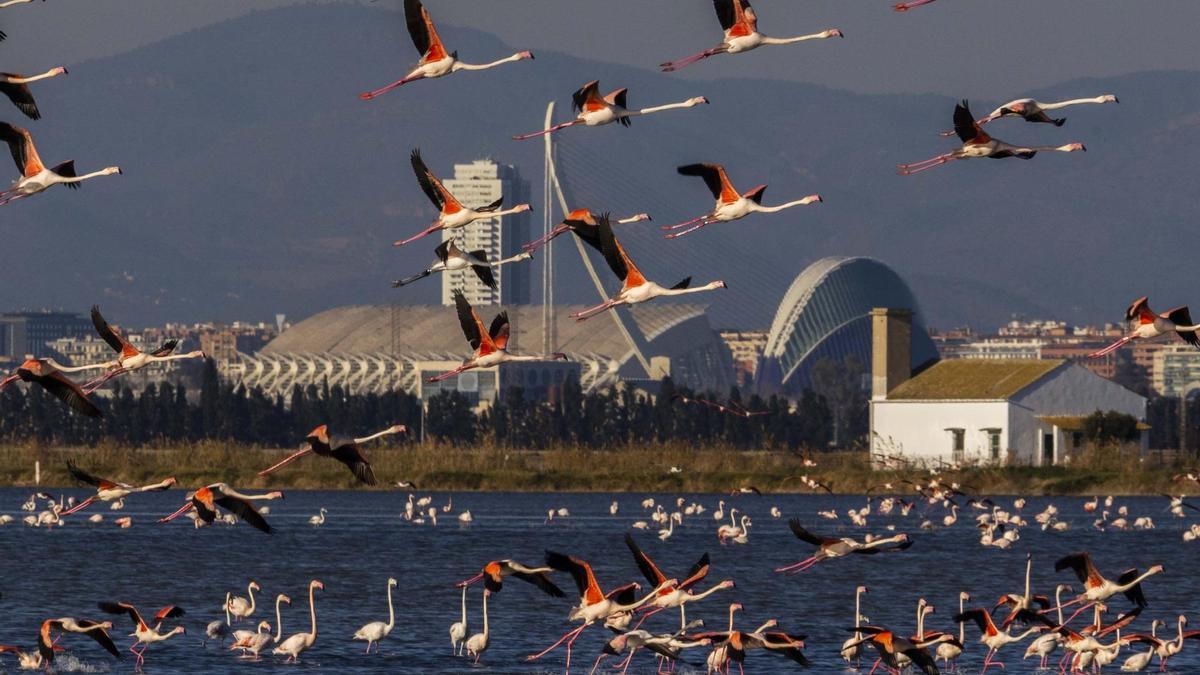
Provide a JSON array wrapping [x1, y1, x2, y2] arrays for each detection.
[[227, 581, 260, 623], [663, 163, 822, 238], [526, 551, 673, 669], [36, 618, 120, 666], [569, 214, 726, 321], [625, 535, 733, 627], [595, 625, 701, 674], [428, 290, 566, 381], [59, 461, 175, 516], [898, 100, 1086, 175], [1024, 584, 1071, 668], [449, 585, 468, 655], [775, 520, 912, 574], [1089, 297, 1200, 357], [842, 626, 947, 675], [660, 0, 842, 72], [512, 80, 707, 140], [230, 621, 275, 660], [205, 594, 232, 647], [937, 592, 969, 671], [309, 508, 327, 526], [0, 122, 120, 206], [393, 238, 531, 288], [0, 645, 52, 670], [353, 578, 397, 654], [1052, 551, 1163, 623], [457, 559, 565, 597], [1122, 615, 1189, 671], [465, 589, 490, 663], [1, 67, 66, 119], [359, 0, 532, 100], [522, 208, 651, 254], [841, 585, 869, 666], [98, 603, 186, 668], [0, 0, 42, 7], [995, 553, 1051, 627], [940, 95, 1118, 135], [894, 0, 939, 10], [673, 393, 771, 417], [81, 306, 205, 393], [955, 608, 1043, 674], [394, 149, 532, 247], [159, 483, 283, 533], [258, 424, 404, 485], [273, 580, 323, 663], [233, 594, 289, 653], [0, 358, 102, 417]]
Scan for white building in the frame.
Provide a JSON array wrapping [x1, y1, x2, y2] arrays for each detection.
[[868, 309, 1147, 468], [441, 159, 530, 307]]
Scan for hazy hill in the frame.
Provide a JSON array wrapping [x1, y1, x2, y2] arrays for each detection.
[[3, 3, 1197, 332]]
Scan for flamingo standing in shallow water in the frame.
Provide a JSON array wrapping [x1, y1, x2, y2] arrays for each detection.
[[353, 578, 397, 653], [59, 461, 175, 516], [159, 483, 283, 533], [513, 80, 707, 140], [227, 581, 260, 623], [359, 0, 532, 100], [661, 0, 842, 72], [1089, 297, 1200, 357], [428, 290, 566, 382], [393, 239, 531, 288], [273, 580, 323, 663], [258, 423, 404, 485], [1, 67, 66, 119], [81, 306, 206, 393], [898, 101, 1086, 175], [0, 123, 120, 206], [395, 150, 531, 247], [0, 358, 103, 417], [940, 95, 1118, 135], [98, 603, 186, 668], [464, 589, 490, 663], [664, 163, 821, 238], [449, 585, 468, 655], [570, 215, 727, 321]]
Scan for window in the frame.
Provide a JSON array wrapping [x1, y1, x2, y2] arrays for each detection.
[[948, 428, 965, 463], [989, 431, 1001, 461]]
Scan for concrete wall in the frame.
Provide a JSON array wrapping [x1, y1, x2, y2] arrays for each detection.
[[871, 399, 1009, 466]]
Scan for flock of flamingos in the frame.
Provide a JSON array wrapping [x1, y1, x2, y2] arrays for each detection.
[[0, 0, 1197, 672]]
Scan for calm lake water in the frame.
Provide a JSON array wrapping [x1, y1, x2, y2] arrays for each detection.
[[0, 489, 1196, 674]]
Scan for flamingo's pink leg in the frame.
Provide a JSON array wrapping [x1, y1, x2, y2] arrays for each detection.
[[512, 120, 581, 141], [360, 73, 425, 100], [526, 623, 586, 662], [571, 301, 617, 321], [660, 49, 722, 72], [893, 0, 938, 10], [660, 215, 707, 231], [427, 364, 474, 383], [774, 556, 818, 573], [256, 447, 314, 477], [393, 222, 443, 247], [664, 220, 715, 240]]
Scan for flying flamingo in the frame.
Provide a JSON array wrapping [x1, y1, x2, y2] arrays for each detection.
[[353, 577, 397, 653], [664, 163, 821, 239], [939, 95, 1118, 135], [894, 0, 939, 11], [660, 0, 842, 72], [1024, 584, 1072, 669], [570, 215, 727, 321], [464, 589, 490, 663], [1088, 297, 1200, 357], [393, 239, 531, 288], [1051, 551, 1163, 624], [995, 553, 1051, 627], [0, 0, 42, 8], [625, 535, 733, 627], [428, 290, 566, 382], [258, 423, 404, 485], [898, 100, 1086, 175], [273, 580, 323, 663], [522, 208, 650, 254], [0, 123, 121, 206], [36, 618, 120, 666], [673, 393, 769, 417], [953, 608, 1044, 675], [527, 551, 673, 669], [456, 559, 565, 597], [59, 461, 175, 516], [158, 483, 283, 533], [2, 67, 66, 119], [512, 80, 708, 140], [0, 358, 102, 417], [394, 149, 531, 247], [775, 520, 912, 574], [98, 602, 186, 668], [359, 0, 532, 100], [80, 306, 205, 393], [227, 581, 260, 623]]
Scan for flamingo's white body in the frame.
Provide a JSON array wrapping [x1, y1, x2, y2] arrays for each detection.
[[273, 580, 323, 663], [0, 123, 120, 206], [227, 582, 260, 623], [308, 508, 327, 527], [353, 578, 396, 653], [230, 621, 275, 660], [664, 163, 821, 238]]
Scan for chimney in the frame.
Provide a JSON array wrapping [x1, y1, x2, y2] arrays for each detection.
[[871, 308, 912, 400]]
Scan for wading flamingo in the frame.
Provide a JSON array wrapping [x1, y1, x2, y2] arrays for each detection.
[[393, 239, 531, 288], [258, 423, 404, 485], [273, 580, 323, 663], [1, 67, 66, 119], [60, 461, 175, 516], [353, 578, 397, 653], [449, 585, 468, 655], [159, 483, 283, 533], [227, 581, 260, 623], [663, 163, 821, 239], [512, 80, 707, 140], [0, 123, 120, 206], [428, 290, 566, 382], [359, 0, 532, 100], [842, 586, 868, 666], [1089, 297, 1200, 357], [465, 589, 490, 663], [661, 0, 842, 72], [898, 100, 1086, 175]]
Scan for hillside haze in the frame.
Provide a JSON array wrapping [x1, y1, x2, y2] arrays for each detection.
[[3, 3, 1198, 332]]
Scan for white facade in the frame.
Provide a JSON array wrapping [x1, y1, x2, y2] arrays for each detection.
[[441, 159, 530, 307], [871, 362, 1147, 468]]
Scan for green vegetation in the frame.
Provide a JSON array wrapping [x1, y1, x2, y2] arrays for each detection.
[[0, 442, 1194, 496]]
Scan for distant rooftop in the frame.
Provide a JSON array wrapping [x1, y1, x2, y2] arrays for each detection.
[[887, 359, 1066, 400]]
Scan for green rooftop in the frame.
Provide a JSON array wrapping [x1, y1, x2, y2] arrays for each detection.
[[886, 359, 1066, 401]]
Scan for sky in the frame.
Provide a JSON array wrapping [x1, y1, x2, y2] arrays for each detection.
[[5, 0, 1199, 97]]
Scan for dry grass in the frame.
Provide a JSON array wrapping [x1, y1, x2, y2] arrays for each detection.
[[0, 442, 1191, 495]]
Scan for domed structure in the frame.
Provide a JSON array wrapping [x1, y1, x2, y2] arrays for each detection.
[[757, 257, 938, 393]]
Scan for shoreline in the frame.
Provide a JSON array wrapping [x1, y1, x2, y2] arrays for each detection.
[[0, 443, 1194, 496]]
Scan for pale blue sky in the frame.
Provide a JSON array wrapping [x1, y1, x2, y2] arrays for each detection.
[[4, 0, 1198, 96]]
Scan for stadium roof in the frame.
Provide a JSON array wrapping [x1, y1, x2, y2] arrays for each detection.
[[886, 359, 1066, 401]]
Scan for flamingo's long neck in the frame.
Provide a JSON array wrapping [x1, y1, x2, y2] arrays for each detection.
[[1023, 557, 1032, 599], [626, 100, 699, 117], [274, 597, 285, 642], [916, 602, 925, 639], [0, 0, 34, 7], [761, 32, 836, 45], [7, 69, 60, 84], [853, 590, 862, 634], [727, 606, 739, 632], [307, 584, 318, 642], [44, 358, 112, 373], [487, 206, 529, 219], [481, 591, 489, 639], [1119, 568, 1161, 592], [353, 427, 399, 444], [58, 168, 119, 183], [1174, 617, 1184, 649], [151, 351, 205, 363], [752, 195, 822, 213], [138, 478, 174, 492], [958, 596, 965, 644], [1012, 144, 1084, 153], [689, 582, 726, 602], [385, 583, 395, 631], [459, 586, 467, 626], [224, 593, 232, 626], [656, 283, 724, 299], [1039, 97, 1112, 110], [246, 584, 257, 614], [453, 53, 525, 71], [1054, 587, 1065, 626]]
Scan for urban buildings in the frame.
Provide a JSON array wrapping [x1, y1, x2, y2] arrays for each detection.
[[441, 159, 531, 307], [0, 310, 92, 361]]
